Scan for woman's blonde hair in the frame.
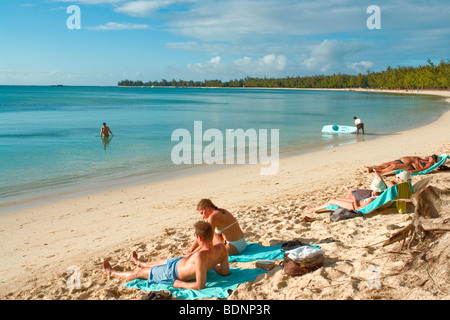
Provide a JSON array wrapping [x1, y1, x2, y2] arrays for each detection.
[[197, 198, 219, 210]]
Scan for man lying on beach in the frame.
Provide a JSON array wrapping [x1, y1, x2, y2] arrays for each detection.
[[103, 221, 230, 290], [188, 199, 246, 256], [363, 155, 438, 174], [307, 172, 389, 212]]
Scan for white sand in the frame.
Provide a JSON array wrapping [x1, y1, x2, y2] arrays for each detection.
[[0, 89, 449, 300]]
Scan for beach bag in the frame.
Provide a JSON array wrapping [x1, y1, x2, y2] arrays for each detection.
[[281, 246, 324, 277], [329, 208, 360, 222]]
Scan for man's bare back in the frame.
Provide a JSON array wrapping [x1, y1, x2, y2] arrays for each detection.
[[177, 242, 229, 283]]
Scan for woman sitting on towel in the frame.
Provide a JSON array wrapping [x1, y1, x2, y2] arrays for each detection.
[[188, 199, 246, 256], [307, 173, 388, 213]]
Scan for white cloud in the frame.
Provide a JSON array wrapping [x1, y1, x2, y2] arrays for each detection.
[[166, 0, 363, 42], [187, 56, 222, 75], [258, 54, 286, 70], [51, 0, 125, 4], [165, 42, 232, 56], [234, 54, 287, 73], [348, 61, 374, 73], [187, 54, 287, 78], [87, 22, 150, 30], [114, 0, 174, 17], [303, 40, 363, 74], [52, 0, 450, 70], [17, 0, 450, 83], [209, 56, 221, 64]]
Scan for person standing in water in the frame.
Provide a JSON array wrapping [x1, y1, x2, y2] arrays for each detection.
[[101, 122, 113, 137], [353, 116, 364, 135]]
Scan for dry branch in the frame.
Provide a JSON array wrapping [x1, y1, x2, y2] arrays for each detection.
[[383, 184, 450, 249]]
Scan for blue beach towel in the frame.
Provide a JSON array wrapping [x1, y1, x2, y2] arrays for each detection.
[[124, 267, 266, 300], [228, 242, 284, 262], [395, 154, 449, 176]]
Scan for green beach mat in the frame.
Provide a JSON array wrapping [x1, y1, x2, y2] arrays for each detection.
[[395, 154, 448, 176], [228, 242, 284, 262], [125, 267, 266, 299]]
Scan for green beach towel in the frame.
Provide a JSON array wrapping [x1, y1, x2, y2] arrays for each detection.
[[395, 154, 448, 176], [124, 267, 266, 299], [228, 242, 284, 262]]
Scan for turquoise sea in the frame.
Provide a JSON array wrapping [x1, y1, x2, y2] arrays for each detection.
[[0, 86, 448, 211]]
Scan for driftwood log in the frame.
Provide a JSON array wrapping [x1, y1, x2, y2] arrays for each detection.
[[383, 183, 450, 249]]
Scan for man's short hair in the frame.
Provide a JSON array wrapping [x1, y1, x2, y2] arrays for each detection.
[[194, 221, 213, 242]]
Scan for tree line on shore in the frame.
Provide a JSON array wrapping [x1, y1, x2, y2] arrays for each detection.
[[118, 60, 450, 89]]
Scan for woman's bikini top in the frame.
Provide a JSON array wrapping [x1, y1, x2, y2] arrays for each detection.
[[215, 220, 238, 234], [362, 195, 378, 204]]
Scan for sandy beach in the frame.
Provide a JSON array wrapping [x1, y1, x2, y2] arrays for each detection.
[[1, 89, 449, 301]]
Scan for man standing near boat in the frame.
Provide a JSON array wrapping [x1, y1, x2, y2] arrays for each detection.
[[353, 116, 365, 135]]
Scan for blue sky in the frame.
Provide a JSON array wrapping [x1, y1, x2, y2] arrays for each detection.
[[0, 0, 449, 86]]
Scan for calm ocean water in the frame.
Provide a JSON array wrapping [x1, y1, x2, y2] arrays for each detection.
[[0, 86, 447, 210]]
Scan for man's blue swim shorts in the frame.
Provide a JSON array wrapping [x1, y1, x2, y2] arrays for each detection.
[[148, 257, 183, 284]]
